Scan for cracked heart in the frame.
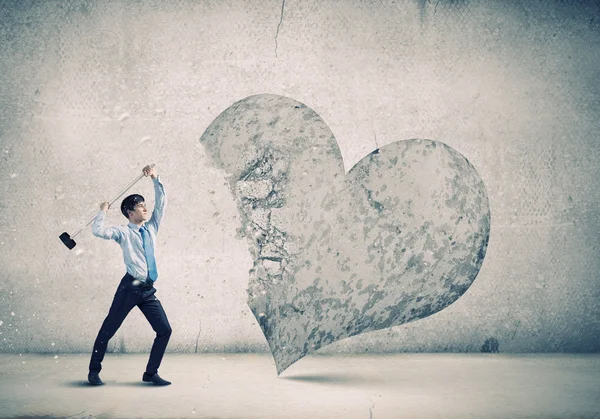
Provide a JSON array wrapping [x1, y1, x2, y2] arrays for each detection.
[[200, 94, 491, 374]]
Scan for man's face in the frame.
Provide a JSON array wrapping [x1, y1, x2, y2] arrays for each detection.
[[128, 202, 149, 223]]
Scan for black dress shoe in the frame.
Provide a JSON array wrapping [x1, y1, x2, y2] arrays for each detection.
[[142, 372, 171, 386], [88, 371, 104, 386]]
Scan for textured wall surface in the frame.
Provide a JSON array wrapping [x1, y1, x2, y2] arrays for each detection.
[[0, 0, 599, 355]]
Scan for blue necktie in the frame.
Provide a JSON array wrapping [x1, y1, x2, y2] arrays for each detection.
[[140, 226, 158, 282]]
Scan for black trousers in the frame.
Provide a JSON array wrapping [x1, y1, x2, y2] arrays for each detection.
[[89, 272, 172, 375]]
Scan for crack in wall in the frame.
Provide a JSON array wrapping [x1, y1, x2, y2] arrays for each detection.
[[274, 0, 286, 57], [195, 320, 201, 354], [372, 123, 379, 151]]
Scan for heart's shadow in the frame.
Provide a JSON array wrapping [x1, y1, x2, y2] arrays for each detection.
[[280, 373, 374, 385], [200, 94, 491, 375]]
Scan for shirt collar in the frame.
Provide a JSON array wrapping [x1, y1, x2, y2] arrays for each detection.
[[128, 222, 146, 232]]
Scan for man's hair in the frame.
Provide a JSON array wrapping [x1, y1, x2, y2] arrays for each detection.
[[121, 194, 145, 218]]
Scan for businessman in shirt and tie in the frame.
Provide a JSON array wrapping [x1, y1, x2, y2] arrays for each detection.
[[87, 164, 172, 386]]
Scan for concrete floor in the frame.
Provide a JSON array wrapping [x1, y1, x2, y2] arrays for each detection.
[[0, 353, 598, 419]]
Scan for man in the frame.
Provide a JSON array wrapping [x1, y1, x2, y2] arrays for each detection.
[[87, 164, 172, 386]]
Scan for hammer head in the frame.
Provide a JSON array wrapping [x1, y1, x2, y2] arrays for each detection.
[[59, 232, 77, 250]]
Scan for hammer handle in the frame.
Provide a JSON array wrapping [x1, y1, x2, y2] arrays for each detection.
[[70, 164, 155, 238]]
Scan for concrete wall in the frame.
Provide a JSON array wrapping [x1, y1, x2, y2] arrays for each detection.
[[0, 0, 599, 354]]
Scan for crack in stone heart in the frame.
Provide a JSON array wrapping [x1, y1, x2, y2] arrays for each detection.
[[200, 94, 491, 375]]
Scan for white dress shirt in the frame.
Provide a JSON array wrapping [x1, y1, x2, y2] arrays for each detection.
[[92, 176, 166, 281]]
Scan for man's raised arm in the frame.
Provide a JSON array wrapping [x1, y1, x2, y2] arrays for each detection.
[[92, 202, 123, 242], [145, 165, 166, 233]]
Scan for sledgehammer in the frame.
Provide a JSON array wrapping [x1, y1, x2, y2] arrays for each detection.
[[59, 164, 155, 250]]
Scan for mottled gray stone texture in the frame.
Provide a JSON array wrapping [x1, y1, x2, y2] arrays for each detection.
[[201, 94, 490, 373], [0, 0, 599, 356]]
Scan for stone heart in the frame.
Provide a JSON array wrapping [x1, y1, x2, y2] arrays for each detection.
[[200, 94, 490, 375]]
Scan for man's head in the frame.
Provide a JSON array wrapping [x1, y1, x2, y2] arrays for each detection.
[[121, 194, 149, 223]]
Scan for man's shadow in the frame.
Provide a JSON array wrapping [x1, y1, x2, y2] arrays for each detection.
[[65, 380, 156, 387]]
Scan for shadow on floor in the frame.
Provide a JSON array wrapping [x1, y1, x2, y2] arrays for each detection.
[[280, 373, 376, 385], [64, 380, 156, 388], [64, 380, 98, 387], [109, 381, 161, 387]]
